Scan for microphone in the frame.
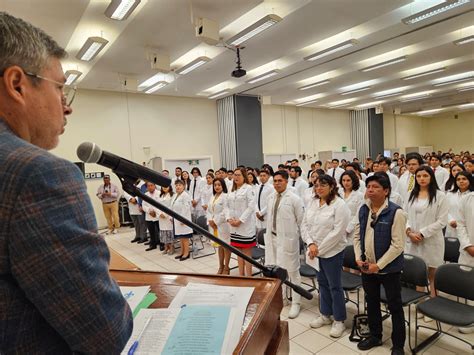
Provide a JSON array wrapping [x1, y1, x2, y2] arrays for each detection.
[[77, 142, 171, 187]]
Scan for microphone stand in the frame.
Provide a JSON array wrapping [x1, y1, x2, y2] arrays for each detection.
[[117, 174, 313, 300]]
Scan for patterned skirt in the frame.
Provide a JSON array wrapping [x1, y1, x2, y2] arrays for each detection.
[[160, 230, 174, 244], [230, 233, 256, 248]]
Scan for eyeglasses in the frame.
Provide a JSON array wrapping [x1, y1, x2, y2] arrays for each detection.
[[24, 72, 77, 107]]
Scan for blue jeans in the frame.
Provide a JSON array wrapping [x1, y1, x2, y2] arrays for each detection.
[[317, 250, 346, 321]]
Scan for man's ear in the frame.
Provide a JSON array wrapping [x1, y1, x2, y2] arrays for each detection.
[[2, 66, 28, 104]]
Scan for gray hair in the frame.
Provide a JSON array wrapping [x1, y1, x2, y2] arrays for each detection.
[[0, 12, 67, 76]]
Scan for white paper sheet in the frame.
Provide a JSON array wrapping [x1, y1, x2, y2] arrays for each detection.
[[119, 286, 150, 313], [305, 254, 320, 272]]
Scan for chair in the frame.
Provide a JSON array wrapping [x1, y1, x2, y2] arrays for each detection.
[[444, 237, 460, 263], [413, 263, 474, 354], [191, 215, 216, 259], [251, 229, 266, 276], [341, 245, 363, 314], [380, 254, 430, 351]]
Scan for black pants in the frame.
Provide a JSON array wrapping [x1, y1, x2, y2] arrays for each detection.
[[362, 272, 405, 349], [146, 221, 160, 247]]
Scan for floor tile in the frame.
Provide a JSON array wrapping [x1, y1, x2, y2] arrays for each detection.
[[292, 329, 334, 353]]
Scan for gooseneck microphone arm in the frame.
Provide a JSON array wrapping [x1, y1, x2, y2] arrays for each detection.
[[77, 143, 312, 300]]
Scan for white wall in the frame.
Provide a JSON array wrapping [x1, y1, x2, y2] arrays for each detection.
[[383, 113, 429, 154], [52, 89, 219, 228], [261, 104, 351, 172]]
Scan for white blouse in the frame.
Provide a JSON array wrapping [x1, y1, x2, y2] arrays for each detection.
[[226, 184, 256, 237], [142, 190, 161, 222]]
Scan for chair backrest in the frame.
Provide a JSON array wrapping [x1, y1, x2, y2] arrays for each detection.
[[435, 263, 474, 301], [196, 215, 208, 230], [257, 229, 266, 246], [444, 237, 460, 263], [401, 254, 429, 288], [343, 245, 358, 270]]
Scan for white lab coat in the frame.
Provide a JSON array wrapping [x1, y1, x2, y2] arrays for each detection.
[[123, 191, 141, 215], [142, 190, 161, 222], [405, 191, 449, 268], [386, 171, 399, 192], [289, 177, 309, 199], [224, 178, 234, 193], [327, 167, 345, 184], [190, 177, 205, 216], [207, 193, 230, 243], [200, 183, 214, 211], [390, 191, 404, 208], [397, 172, 414, 206], [264, 189, 305, 272], [339, 189, 364, 236], [432, 166, 449, 191], [171, 191, 193, 235], [445, 191, 469, 239], [255, 183, 275, 229], [301, 197, 351, 258], [226, 184, 256, 237], [457, 192, 474, 266], [158, 193, 173, 231], [303, 187, 316, 209]]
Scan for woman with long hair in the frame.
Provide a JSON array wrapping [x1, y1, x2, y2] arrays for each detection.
[[301, 174, 351, 338], [181, 170, 192, 193], [207, 178, 231, 274], [303, 169, 323, 208], [446, 171, 474, 239], [405, 166, 448, 307], [226, 167, 256, 276], [339, 170, 364, 241], [171, 180, 193, 261], [200, 172, 214, 213], [444, 163, 465, 192]]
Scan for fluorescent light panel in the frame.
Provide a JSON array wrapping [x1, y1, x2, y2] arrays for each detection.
[[402, 0, 471, 25], [402, 67, 446, 80], [208, 91, 229, 99], [458, 86, 474, 92], [341, 86, 371, 95], [246, 70, 280, 84], [227, 14, 282, 46], [373, 87, 407, 98], [458, 103, 474, 109], [356, 100, 383, 108], [139, 73, 166, 89], [299, 79, 330, 90], [64, 70, 82, 85], [417, 108, 442, 115], [304, 39, 358, 62], [296, 100, 318, 106], [145, 81, 168, 94], [454, 34, 474, 45], [433, 72, 473, 86], [176, 56, 211, 75], [76, 36, 109, 61], [360, 56, 407, 72], [104, 0, 141, 20]]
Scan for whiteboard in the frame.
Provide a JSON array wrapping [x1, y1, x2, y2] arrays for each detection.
[[163, 156, 214, 175]]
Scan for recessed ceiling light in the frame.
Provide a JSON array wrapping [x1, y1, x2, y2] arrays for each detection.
[[139, 73, 167, 90], [454, 34, 474, 45], [296, 100, 318, 107], [360, 56, 407, 72], [433, 72, 474, 86], [246, 70, 280, 84], [64, 70, 82, 86], [356, 100, 384, 108], [76, 37, 109, 61], [373, 87, 408, 98], [227, 14, 282, 46], [176, 56, 211, 75], [298, 79, 330, 91], [458, 85, 474, 92], [304, 39, 358, 62], [104, 0, 141, 21], [144, 81, 168, 94], [327, 98, 357, 107], [402, 67, 446, 80], [417, 108, 443, 115], [341, 86, 371, 95], [400, 91, 432, 102], [402, 0, 471, 25], [458, 103, 474, 109], [208, 91, 230, 99]]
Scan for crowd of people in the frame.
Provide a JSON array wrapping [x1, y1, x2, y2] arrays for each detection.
[[118, 150, 474, 354]]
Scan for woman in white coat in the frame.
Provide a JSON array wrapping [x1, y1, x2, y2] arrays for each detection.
[[226, 167, 256, 276], [303, 169, 324, 208], [207, 178, 231, 275], [171, 180, 194, 261], [405, 166, 448, 299], [446, 171, 474, 239], [200, 172, 214, 213], [302, 174, 351, 338], [339, 170, 364, 242]]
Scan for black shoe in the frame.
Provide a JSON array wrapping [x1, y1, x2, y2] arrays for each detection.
[[357, 336, 382, 351], [145, 246, 157, 251], [179, 254, 190, 261], [159, 245, 165, 251], [391, 347, 404, 355], [137, 240, 146, 244], [174, 255, 183, 259], [130, 238, 139, 243], [144, 242, 150, 245]]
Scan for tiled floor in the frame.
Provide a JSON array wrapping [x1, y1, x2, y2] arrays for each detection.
[[106, 227, 473, 355]]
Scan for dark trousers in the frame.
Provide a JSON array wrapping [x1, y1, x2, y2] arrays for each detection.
[[130, 213, 147, 241], [362, 272, 406, 349], [146, 221, 160, 247]]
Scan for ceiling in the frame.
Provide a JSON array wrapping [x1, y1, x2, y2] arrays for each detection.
[[2, 0, 473, 117]]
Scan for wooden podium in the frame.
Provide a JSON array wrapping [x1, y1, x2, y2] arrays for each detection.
[[110, 269, 289, 354]]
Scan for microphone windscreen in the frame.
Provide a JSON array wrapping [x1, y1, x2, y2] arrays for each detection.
[[77, 142, 102, 163]]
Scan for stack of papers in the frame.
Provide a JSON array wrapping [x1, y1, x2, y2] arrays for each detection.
[[122, 283, 254, 355], [120, 286, 157, 317]]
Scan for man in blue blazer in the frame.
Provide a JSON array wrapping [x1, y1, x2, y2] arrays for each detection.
[[0, 12, 133, 353]]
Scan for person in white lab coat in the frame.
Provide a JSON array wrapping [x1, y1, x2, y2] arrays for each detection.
[[302, 174, 351, 338], [444, 163, 466, 192], [339, 170, 364, 242], [303, 169, 323, 208], [397, 152, 423, 205], [171, 180, 193, 261], [158, 185, 174, 255], [445, 171, 474, 239], [181, 170, 192, 194], [225, 169, 234, 192], [226, 167, 256, 276], [405, 166, 448, 300], [255, 169, 275, 232], [327, 159, 345, 184], [247, 171, 260, 196], [375, 172, 404, 207], [289, 166, 309, 199], [207, 178, 231, 275], [200, 173, 214, 213], [190, 167, 205, 221], [378, 157, 399, 192], [142, 182, 162, 251], [345, 163, 366, 194], [429, 155, 449, 190], [264, 170, 305, 319]]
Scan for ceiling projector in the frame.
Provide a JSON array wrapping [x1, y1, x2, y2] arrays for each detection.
[[231, 47, 246, 78]]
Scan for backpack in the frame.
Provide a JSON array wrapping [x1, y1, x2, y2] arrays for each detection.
[[349, 313, 371, 342]]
